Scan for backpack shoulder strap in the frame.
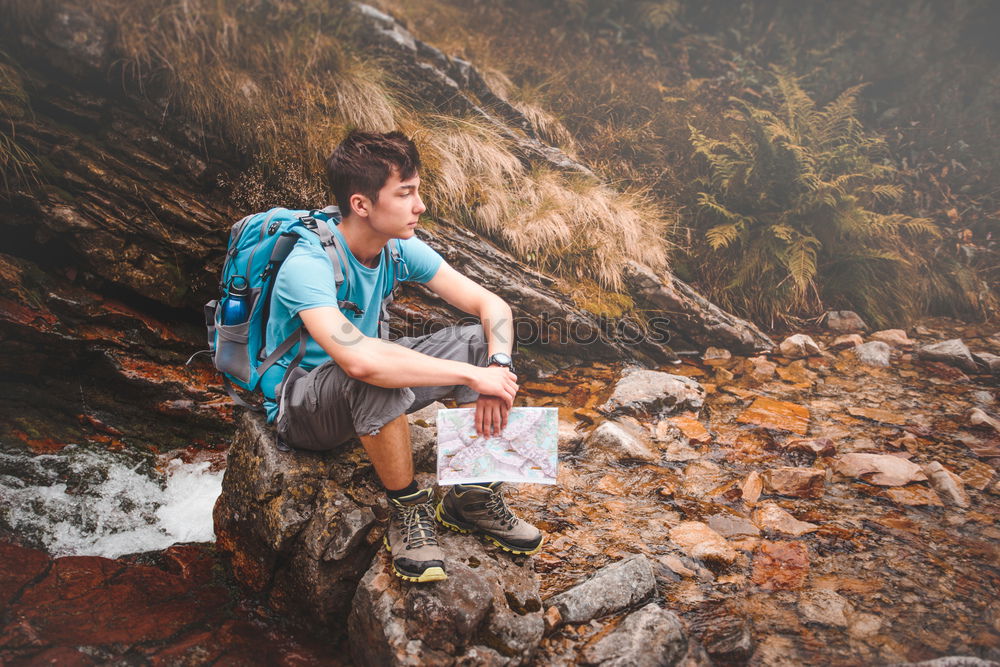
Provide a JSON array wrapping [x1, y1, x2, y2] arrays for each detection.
[[301, 213, 365, 316]]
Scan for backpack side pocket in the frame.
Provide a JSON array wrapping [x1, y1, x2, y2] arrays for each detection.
[[214, 287, 261, 384]]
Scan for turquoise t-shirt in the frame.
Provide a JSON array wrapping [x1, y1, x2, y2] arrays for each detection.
[[261, 226, 444, 421]]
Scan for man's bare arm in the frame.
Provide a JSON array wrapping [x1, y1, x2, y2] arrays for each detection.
[[298, 307, 518, 404]]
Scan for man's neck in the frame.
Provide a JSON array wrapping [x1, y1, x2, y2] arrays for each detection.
[[338, 215, 390, 268]]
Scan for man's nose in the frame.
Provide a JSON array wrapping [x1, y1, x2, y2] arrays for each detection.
[[413, 195, 427, 215]]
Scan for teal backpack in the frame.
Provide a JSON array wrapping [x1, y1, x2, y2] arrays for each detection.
[[192, 205, 402, 410]]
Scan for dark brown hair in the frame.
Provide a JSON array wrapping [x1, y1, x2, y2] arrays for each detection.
[[326, 130, 421, 213]]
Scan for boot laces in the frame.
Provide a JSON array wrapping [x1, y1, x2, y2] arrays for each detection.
[[486, 486, 517, 528], [397, 501, 437, 549]]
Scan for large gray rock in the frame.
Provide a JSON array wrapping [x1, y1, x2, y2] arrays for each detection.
[[854, 341, 892, 367], [600, 369, 704, 417], [348, 529, 544, 666], [214, 413, 383, 639], [547, 554, 656, 625], [917, 339, 978, 372], [580, 603, 689, 666]]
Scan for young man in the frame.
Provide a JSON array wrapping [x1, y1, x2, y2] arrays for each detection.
[[260, 130, 543, 583]]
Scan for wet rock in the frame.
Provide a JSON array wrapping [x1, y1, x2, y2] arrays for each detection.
[[762, 467, 826, 499], [969, 408, 1000, 433], [706, 514, 761, 539], [847, 406, 908, 426], [798, 589, 853, 628], [882, 485, 943, 506], [834, 453, 928, 486], [669, 522, 738, 565], [348, 529, 543, 666], [736, 397, 810, 435], [854, 341, 892, 367], [779, 334, 821, 359], [923, 462, 970, 508], [960, 461, 997, 490], [741, 471, 763, 504], [821, 310, 869, 333], [702, 347, 732, 366], [687, 603, 754, 663], [871, 329, 914, 347], [751, 541, 809, 590], [746, 356, 778, 380], [580, 602, 688, 667], [831, 334, 864, 350], [599, 369, 704, 417], [752, 503, 818, 536], [668, 415, 712, 444], [972, 351, 1000, 376], [214, 413, 382, 638], [917, 339, 978, 372], [658, 555, 712, 582], [584, 418, 659, 463], [783, 438, 836, 459], [546, 555, 656, 625], [970, 390, 995, 406], [682, 460, 728, 498], [848, 612, 883, 639], [0, 542, 51, 607]]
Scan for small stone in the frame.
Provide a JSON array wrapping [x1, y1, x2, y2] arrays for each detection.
[[798, 588, 853, 628], [969, 408, 1000, 433], [848, 612, 883, 639], [783, 438, 836, 458], [882, 485, 944, 506], [831, 334, 863, 350], [547, 555, 656, 625], [923, 462, 970, 508], [779, 334, 821, 359], [703, 347, 732, 366], [707, 514, 761, 539], [669, 415, 712, 443], [580, 603, 688, 667], [736, 397, 810, 435], [917, 339, 978, 372], [747, 356, 778, 380], [544, 606, 562, 633], [847, 406, 908, 426], [821, 310, 868, 332], [682, 460, 728, 498], [870, 329, 914, 347], [751, 541, 809, 590], [970, 390, 995, 406], [835, 453, 927, 486], [741, 471, 763, 504], [853, 341, 892, 367], [752, 503, 818, 536], [762, 467, 826, 499], [659, 554, 698, 578], [584, 418, 659, 463], [669, 522, 739, 565]]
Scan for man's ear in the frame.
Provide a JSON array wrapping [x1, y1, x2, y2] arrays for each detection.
[[349, 193, 371, 218]]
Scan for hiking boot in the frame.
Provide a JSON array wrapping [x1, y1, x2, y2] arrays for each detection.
[[436, 482, 544, 555], [384, 488, 447, 582]]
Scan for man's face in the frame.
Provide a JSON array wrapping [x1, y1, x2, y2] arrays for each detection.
[[365, 168, 426, 240]]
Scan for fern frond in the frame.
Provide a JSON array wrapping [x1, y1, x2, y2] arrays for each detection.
[[706, 222, 742, 249]]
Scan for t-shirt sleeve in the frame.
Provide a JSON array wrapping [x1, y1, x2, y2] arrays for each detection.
[[273, 246, 341, 316], [398, 236, 445, 284]]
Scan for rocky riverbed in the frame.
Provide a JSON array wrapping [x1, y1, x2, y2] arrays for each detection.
[[2, 316, 998, 665]]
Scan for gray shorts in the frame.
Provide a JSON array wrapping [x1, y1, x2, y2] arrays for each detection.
[[275, 325, 488, 451]]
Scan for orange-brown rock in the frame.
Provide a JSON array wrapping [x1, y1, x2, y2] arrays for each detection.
[[762, 467, 826, 499], [736, 397, 810, 435], [751, 541, 809, 591]]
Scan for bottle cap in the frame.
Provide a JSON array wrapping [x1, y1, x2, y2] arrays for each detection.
[[229, 275, 249, 296]]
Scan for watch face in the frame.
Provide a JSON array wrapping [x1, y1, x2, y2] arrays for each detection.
[[490, 353, 512, 366]]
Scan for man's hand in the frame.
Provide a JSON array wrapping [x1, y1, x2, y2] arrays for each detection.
[[475, 394, 510, 438], [468, 365, 518, 408]]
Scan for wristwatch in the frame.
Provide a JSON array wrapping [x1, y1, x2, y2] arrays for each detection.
[[487, 352, 515, 373]]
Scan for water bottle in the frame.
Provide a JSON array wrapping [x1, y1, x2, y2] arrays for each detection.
[[221, 276, 250, 325]]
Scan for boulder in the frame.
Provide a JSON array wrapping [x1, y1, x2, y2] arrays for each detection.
[[580, 603, 689, 667], [834, 453, 927, 486], [778, 334, 821, 359], [584, 418, 659, 463], [870, 329, 914, 347], [917, 339, 978, 372], [348, 529, 543, 666], [820, 311, 868, 333], [546, 554, 656, 625], [853, 341, 892, 367], [213, 413, 383, 638], [762, 467, 826, 499], [600, 369, 704, 417]]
